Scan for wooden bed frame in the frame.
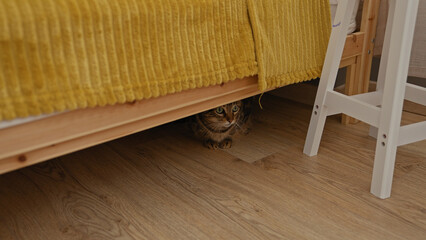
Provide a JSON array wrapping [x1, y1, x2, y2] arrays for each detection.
[[0, 0, 381, 175], [341, 0, 381, 124]]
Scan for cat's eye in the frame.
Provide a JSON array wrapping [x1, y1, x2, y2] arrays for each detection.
[[232, 105, 240, 112], [216, 107, 224, 114]]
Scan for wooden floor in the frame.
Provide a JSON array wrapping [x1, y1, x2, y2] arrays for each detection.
[[0, 95, 425, 240]]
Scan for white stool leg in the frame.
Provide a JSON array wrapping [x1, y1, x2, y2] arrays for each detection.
[[303, 0, 357, 156], [370, 0, 419, 199], [368, 0, 397, 140]]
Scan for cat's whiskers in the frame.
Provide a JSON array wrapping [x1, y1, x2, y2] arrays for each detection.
[[190, 99, 251, 149]]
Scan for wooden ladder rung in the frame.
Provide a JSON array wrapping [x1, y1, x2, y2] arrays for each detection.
[[351, 91, 383, 105], [325, 91, 381, 126], [405, 83, 426, 106], [398, 121, 426, 146]]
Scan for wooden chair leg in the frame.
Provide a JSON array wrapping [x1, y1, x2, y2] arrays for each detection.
[[342, 61, 358, 125], [370, 0, 418, 199], [304, 0, 358, 156], [359, 0, 382, 95]]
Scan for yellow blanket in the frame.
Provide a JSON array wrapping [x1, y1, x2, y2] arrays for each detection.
[[248, 0, 331, 90], [0, 0, 330, 120]]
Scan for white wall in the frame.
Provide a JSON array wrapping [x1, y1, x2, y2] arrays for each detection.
[[374, 0, 426, 79]]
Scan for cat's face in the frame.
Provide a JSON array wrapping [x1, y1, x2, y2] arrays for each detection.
[[200, 101, 243, 130]]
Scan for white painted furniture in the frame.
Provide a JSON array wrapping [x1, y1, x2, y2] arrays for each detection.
[[304, 0, 424, 199]]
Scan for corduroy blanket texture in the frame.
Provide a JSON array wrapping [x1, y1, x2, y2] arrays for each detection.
[[0, 0, 330, 120]]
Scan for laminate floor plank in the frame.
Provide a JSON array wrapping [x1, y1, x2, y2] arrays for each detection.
[[0, 95, 424, 240]]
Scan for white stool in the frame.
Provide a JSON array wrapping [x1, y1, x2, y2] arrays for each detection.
[[303, 0, 424, 199]]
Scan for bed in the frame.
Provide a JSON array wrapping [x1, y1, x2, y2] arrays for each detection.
[[0, 0, 381, 174]]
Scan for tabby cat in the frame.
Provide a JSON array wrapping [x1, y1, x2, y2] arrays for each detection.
[[190, 99, 251, 150]]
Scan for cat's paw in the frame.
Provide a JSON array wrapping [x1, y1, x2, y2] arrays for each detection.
[[204, 140, 219, 150], [219, 139, 232, 149]]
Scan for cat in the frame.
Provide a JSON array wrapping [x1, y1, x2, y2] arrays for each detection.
[[190, 99, 252, 150]]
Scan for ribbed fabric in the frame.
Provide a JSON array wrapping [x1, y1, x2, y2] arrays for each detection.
[[248, 0, 331, 90], [0, 0, 330, 121]]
